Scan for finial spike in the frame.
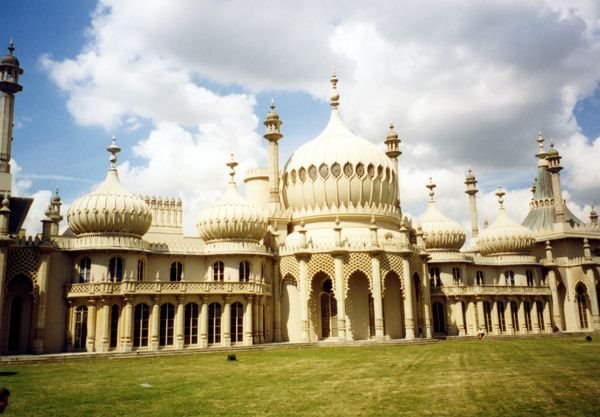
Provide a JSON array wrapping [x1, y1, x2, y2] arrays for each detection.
[[495, 186, 505, 209], [107, 135, 121, 170], [426, 177, 436, 202], [8, 37, 14, 54], [226, 153, 238, 182], [330, 66, 339, 109]]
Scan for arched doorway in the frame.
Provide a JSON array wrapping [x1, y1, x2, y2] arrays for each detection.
[[383, 271, 403, 339], [208, 302, 222, 345], [432, 302, 446, 335], [309, 273, 338, 340], [346, 271, 371, 340], [6, 274, 34, 354], [280, 275, 301, 342], [557, 281, 567, 331], [575, 283, 589, 330]]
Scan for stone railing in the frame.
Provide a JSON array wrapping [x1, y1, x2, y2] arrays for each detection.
[[430, 285, 552, 297], [65, 281, 271, 298]]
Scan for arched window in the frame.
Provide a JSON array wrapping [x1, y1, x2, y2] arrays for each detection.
[[536, 301, 545, 331], [110, 304, 120, 349], [78, 257, 91, 283], [185, 303, 199, 345], [320, 278, 338, 339], [170, 261, 183, 282], [231, 302, 244, 343], [504, 270, 515, 286], [208, 303, 222, 344], [133, 304, 150, 348], [137, 259, 145, 281], [160, 303, 175, 346], [476, 270, 484, 286], [108, 257, 124, 282], [452, 267, 461, 285], [510, 301, 519, 331], [432, 302, 446, 334], [497, 302, 506, 333], [524, 301, 532, 331], [483, 301, 492, 332], [213, 261, 224, 282], [239, 261, 250, 282], [429, 267, 441, 287], [526, 270, 534, 286], [576, 284, 589, 329], [74, 305, 88, 350]]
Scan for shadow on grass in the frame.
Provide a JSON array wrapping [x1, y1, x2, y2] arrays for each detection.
[[0, 371, 17, 376]]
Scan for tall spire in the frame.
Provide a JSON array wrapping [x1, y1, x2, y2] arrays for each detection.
[[107, 135, 121, 170], [330, 67, 339, 110], [465, 169, 480, 238]]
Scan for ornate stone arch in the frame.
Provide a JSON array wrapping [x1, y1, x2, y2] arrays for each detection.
[[343, 252, 372, 291], [6, 247, 40, 287], [279, 256, 299, 284], [307, 253, 334, 281], [380, 253, 404, 292]]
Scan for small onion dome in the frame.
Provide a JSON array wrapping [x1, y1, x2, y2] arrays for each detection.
[[197, 156, 268, 242], [476, 187, 535, 256], [418, 179, 465, 251], [67, 137, 152, 237], [1, 40, 19, 67]]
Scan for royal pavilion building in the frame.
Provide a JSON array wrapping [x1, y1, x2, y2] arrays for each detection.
[[0, 43, 598, 355]]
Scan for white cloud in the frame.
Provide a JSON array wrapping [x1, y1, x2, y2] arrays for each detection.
[[39, 0, 600, 233], [11, 160, 52, 236]]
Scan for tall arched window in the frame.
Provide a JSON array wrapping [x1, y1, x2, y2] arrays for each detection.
[[184, 303, 199, 345], [108, 257, 124, 282], [576, 284, 589, 329], [239, 261, 250, 282], [497, 302, 506, 332], [320, 278, 338, 339], [133, 304, 150, 348], [160, 303, 175, 346], [78, 257, 91, 283], [432, 302, 445, 334], [74, 305, 88, 350], [526, 270, 534, 286], [208, 303, 222, 344], [483, 301, 492, 332], [524, 301, 532, 331], [213, 261, 224, 282], [504, 270, 515, 286], [452, 267, 461, 285], [170, 261, 183, 282], [137, 259, 145, 281], [510, 301, 519, 331], [476, 270, 484, 286], [536, 301, 545, 331], [231, 302, 244, 343], [110, 304, 119, 349], [429, 267, 441, 287]]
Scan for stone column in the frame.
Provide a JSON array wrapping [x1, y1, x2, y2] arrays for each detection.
[[151, 296, 160, 350], [100, 300, 110, 352], [421, 263, 432, 338], [223, 296, 231, 347], [32, 253, 50, 353], [122, 298, 133, 352], [258, 297, 265, 343], [476, 299, 485, 333], [532, 299, 541, 334], [273, 261, 282, 342], [86, 300, 97, 352], [199, 296, 208, 348], [547, 269, 563, 331], [457, 300, 465, 336], [371, 256, 384, 341], [402, 258, 415, 340], [245, 296, 254, 345], [506, 300, 515, 335], [491, 300, 500, 335], [175, 296, 185, 349], [65, 301, 74, 352], [253, 295, 260, 343], [585, 268, 600, 330], [467, 300, 477, 335], [543, 299, 553, 334], [334, 256, 346, 341], [298, 257, 310, 342], [517, 299, 527, 334]]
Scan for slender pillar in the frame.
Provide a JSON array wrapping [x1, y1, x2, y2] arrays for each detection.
[[548, 269, 563, 331], [245, 296, 254, 345], [86, 300, 97, 352], [175, 296, 185, 349], [258, 297, 264, 343], [421, 263, 432, 338], [532, 299, 541, 333], [518, 300, 527, 334], [298, 257, 310, 342], [467, 301, 477, 335], [273, 261, 282, 342], [151, 296, 160, 350], [491, 301, 500, 335], [465, 170, 480, 238], [371, 256, 384, 341], [199, 296, 208, 348], [585, 268, 600, 330], [506, 300, 515, 335], [476, 300, 485, 333], [122, 298, 133, 352], [334, 256, 346, 341], [543, 299, 553, 334], [32, 253, 50, 353], [65, 301, 74, 352], [100, 300, 110, 352], [223, 296, 231, 347], [253, 295, 260, 343], [402, 258, 415, 339]]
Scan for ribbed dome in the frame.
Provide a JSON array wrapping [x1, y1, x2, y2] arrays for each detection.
[[67, 138, 152, 237], [197, 159, 268, 242], [281, 73, 397, 216], [419, 203, 466, 252], [477, 190, 534, 256]]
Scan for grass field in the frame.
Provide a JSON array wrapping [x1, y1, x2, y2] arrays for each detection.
[[0, 336, 598, 416]]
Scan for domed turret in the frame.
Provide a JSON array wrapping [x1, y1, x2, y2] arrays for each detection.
[[67, 137, 152, 237], [418, 178, 466, 251], [476, 187, 535, 256], [281, 70, 397, 218], [197, 155, 268, 242]]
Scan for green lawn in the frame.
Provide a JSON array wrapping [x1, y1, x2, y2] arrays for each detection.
[[1, 336, 599, 416]]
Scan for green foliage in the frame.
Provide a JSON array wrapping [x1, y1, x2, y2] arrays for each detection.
[[1, 337, 599, 416]]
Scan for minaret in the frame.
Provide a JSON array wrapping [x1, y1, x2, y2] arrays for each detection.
[[385, 123, 402, 211], [464, 169, 479, 238], [546, 142, 565, 223], [263, 99, 283, 213], [590, 206, 598, 226], [49, 188, 63, 236], [0, 39, 24, 194]]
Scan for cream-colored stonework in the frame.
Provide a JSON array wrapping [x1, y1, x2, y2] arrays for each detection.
[[0, 47, 598, 356]]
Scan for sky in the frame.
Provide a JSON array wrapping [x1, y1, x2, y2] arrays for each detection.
[[1, 0, 600, 236]]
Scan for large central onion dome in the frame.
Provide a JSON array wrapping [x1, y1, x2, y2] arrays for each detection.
[[477, 188, 535, 256], [281, 70, 397, 216], [419, 179, 466, 251], [197, 156, 268, 242], [67, 137, 152, 237]]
